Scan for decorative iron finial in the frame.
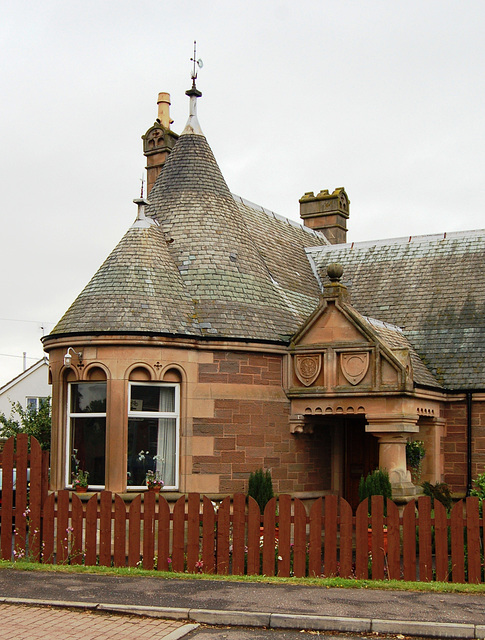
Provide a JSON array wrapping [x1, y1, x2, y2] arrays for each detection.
[[140, 174, 145, 198], [190, 40, 203, 90]]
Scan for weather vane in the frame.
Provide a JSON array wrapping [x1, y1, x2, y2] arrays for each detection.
[[190, 40, 203, 87]]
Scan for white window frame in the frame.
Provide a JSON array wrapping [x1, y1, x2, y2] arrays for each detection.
[[65, 382, 107, 490], [128, 382, 180, 491]]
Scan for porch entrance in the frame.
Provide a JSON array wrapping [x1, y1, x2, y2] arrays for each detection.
[[344, 417, 379, 510]]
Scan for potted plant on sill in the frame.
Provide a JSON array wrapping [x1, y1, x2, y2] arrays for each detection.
[[146, 470, 164, 493], [72, 469, 89, 493]]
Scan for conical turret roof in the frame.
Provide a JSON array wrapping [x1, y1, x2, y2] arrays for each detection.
[[49, 93, 328, 342], [51, 216, 195, 335]]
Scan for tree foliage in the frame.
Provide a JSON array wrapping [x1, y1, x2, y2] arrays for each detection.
[[0, 397, 51, 450]]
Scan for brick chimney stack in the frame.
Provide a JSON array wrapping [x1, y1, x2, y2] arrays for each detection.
[[299, 188, 350, 244], [142, 92, 179, 195]]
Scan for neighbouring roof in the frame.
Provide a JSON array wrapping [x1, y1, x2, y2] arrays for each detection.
[[50, 127, 327, 342], [307, 230, 485, 390], [0, 357, 49, 395]]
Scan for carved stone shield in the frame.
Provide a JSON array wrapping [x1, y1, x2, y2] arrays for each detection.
[[295, 354, 322, 387], [340, 352, 369, 386]]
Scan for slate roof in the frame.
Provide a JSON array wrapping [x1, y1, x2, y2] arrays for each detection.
[[50, 129, 327, 341], [307, 230, 485, 390]]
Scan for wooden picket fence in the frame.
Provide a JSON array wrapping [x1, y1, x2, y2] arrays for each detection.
[[1, 434, 484, 582]]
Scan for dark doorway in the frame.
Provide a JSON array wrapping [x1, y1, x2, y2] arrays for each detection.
[[344, 417, 379, 510]]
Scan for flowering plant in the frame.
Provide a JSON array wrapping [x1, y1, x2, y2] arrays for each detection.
[[146, 469, 164, 490], [72, 469, 89, 489]]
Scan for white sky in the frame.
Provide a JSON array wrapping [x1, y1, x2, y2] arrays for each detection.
[[1, 0, 484, 387]]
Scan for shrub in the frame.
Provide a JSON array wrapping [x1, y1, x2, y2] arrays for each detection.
[[421, 481, 453, 511], [470, 472, 485, 500], [247, 468, 274, 513], [358, 469, 392, 514], [406, 440, 426, 483]]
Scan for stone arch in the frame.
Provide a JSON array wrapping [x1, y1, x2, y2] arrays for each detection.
[[161, 365, 184, 383], [126, 363, 156, 381], [83, 363, 109, 381]]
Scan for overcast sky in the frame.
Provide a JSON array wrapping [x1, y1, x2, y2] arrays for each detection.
[[1, 0, 484, 387]]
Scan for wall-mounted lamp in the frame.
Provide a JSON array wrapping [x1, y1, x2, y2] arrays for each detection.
[[64, 347, 83, 367]]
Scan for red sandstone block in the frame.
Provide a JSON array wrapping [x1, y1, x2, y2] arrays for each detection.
[[232, 462, 264, 473], [198, 363, 219, 374], [225, 352, 250, 362], [198, 373, 229, 384], [236, 434, 264, 446], [214, 437, 236, 450], [219, 360, 241, 374], [220, 450, 246, 463], [227, 374, 254, 384], [240, 365, 263, 375], [232, 413, 251, 424], [446, 453, 466, 462]]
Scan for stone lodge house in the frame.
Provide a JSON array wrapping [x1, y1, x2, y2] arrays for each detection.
[[42, 85, 485, 507]]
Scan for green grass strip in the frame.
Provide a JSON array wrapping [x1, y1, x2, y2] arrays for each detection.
[[1, 560, 485, 594]]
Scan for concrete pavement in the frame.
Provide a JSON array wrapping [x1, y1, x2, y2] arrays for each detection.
[[0, 569, 485, 638]]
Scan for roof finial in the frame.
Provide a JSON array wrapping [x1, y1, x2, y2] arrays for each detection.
[[182, 41, 204, 136], [190, 40, 203, 91], [140, 174, 145, 198]]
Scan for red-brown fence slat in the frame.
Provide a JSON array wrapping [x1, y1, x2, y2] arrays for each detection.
[[323, 495, 337, 577], [41, 493, 56, 564], [85, 494, 99, 567], [201, 496, 215, 574], [99, 491, 113, 567], [308, 497, 322, 577], [70, 493, 84, 565], [14, 434, 29, 555], [450, 500, 465, 583], [28, 436, 43, 561], [142, 491, 156, 570], [0, 437, 14, 560], [262, 497, 277, 576], [386, 499, 400, 580], [370, 496, 384, 580], [466, 497, 481, 584], [157, 496, 171, 572], [402, 500, 417, 582], [247, 497, 261, 575], [216, 496, 230, 575], [113, 494, 127, 567], [434, 500, 449, 582], [127, 494, 141, 568], [339, 498, 353, 578], [187, 493, 200, 572], [278, 494, 291, 577], [293, 498, 307, 578], [172, 496, 186, 572], [56, 490, 70, 564], [232, 493, 246, 575], [355, 499, 369, 579], [418, 496, 433, 582]]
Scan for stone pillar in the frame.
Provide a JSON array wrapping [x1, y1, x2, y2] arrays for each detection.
[[366, 415, 419, 501], [105, 377, 127, 493]]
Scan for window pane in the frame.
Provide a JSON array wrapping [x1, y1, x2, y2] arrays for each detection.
[[130, 385, 175, 412], [128, 417, 176, 487], [70, 417, 106, 486], [71, 383, 106, 413]]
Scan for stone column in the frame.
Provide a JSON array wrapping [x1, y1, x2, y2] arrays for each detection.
[[366, 415, 419, 500]]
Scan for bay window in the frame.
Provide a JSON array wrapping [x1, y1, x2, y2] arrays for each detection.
[[127, 383, 179, 490]]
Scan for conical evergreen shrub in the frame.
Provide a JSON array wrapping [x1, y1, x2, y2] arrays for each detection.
[[247, 468, 274, 513]]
